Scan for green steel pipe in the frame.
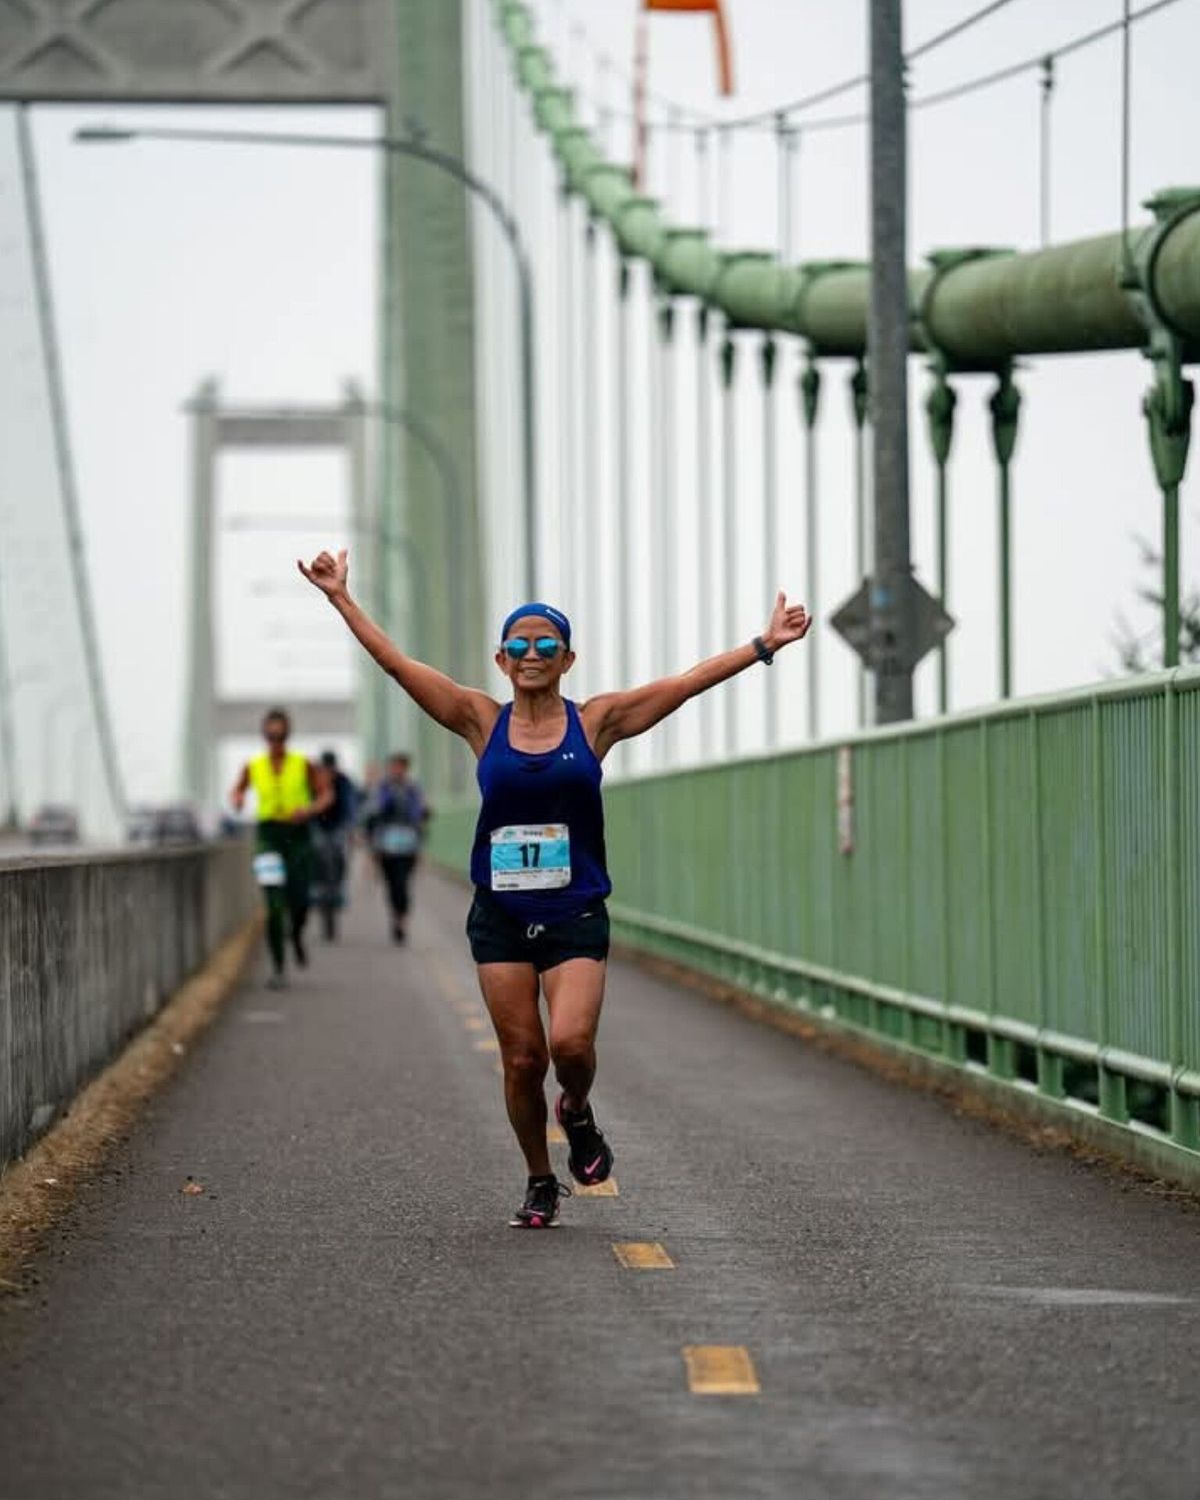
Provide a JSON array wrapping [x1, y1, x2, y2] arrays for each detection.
[[516, 44, 553, 92], [500, 1, 534, 49], [502, 3, 1200, 362], [533, 85, 572, 134], [714, 251, 800, 330], [581, 162, 633, 220], [657, 227, 720, 301], [614, 195, 665, 262], [554, 127, 603, 196]]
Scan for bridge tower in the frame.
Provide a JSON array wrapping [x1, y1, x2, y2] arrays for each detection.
[[0, 0, 485, 803]]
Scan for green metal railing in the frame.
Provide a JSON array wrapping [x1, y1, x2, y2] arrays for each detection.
[[426, 669, 1200, 1173]]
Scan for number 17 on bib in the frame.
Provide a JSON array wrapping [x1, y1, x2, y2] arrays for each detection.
[[489, 824, 571, 891]]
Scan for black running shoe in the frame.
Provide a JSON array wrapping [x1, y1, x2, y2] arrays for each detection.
[[509, 1175, 571, 1229], [555, 1094, 615, 1186]]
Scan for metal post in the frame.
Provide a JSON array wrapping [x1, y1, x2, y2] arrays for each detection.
[[848, 359, 869, 727], [558, 181, 578, 620], [648, 286, 663, 693], [925, 363, 957, 712], [1039, 55, 1054, 248], [695, 126, 710, 231], [1142, 356, 1193, 668], [799, 351, 821, 739], [716, 125, 730, 243], [343, 386, 376, 761], [696, 303, 715, 750], [989, 364, 1021, 697], [761, 337, 778, 746], [184, 381, 218, 805], [868, 0, 915, 724], [616, 260, 633, 690], [581, 220, 598, 686], [659, 299, 677, 763], [720, 333, 738, 756], [517, 244, 538, 598], [371, 402, 470, 786], [775, 114, 792, 261]]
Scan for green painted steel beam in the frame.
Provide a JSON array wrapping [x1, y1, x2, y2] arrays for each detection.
[[496, 0, 1200, 362]]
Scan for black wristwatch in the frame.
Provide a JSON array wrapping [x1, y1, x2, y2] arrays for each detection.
[[752, 635, 774, 666]]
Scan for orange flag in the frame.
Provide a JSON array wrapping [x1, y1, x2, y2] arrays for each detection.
[[643, 0, 734, 96]]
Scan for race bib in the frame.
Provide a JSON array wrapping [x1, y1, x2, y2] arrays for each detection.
[[252, 851, 286, 888], [489, 823, 571, 891], [376, 825, 419, 856]]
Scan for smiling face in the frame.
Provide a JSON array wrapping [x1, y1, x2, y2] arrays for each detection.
[[495, 614, 575, 693]]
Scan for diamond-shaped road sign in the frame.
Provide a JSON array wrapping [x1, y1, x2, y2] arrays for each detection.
[[830, 575, 954, 674]]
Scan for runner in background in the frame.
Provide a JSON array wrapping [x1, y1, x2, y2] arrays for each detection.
[[229, 708, 332, 988], [311, 749, 360, 942], [363, 752, 430, 944]]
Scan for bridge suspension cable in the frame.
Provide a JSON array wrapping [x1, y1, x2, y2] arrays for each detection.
[[561, 0, 1187, 147]]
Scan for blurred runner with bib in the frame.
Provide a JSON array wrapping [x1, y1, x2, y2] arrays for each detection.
[[364, 752, 429, 944], [229, 708, 332, 989]]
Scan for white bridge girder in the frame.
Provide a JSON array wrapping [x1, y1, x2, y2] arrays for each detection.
[[0, 0, 389, 103]]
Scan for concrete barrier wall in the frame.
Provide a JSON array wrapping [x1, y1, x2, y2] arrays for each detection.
[[0, 840, 258, 1169]]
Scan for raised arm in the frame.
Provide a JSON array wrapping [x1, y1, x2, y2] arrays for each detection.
[[582, 592, 810, 761], [299, 549, 497, 755]]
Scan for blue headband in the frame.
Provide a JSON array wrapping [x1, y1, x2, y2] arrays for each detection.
[[500, 602, 572, 647]]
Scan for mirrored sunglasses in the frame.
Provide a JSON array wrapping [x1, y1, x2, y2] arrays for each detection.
[[502, 636, 564, 661]]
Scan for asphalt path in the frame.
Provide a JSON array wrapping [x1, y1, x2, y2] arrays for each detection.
[[1, 867, 1198, 1499]]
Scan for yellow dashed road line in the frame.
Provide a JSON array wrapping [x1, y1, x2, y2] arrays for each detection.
[[463, 1016, 486, 1031], [682, 1346, 760, 1396], [473, 1037, 499, 1052], [612, 1242, 674, 1270], [574, 1176, 619, 1198], [546, 1124, 566, 1144]]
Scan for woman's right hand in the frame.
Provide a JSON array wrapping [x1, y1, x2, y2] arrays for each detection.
[[298, 548, 349, 599]]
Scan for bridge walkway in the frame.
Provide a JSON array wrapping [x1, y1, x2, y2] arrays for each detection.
[[1, 869, 1198, 1499]]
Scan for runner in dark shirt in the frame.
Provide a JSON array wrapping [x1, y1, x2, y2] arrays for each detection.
[[300, 546, 810, 1227], [363, 753, 429, 944]]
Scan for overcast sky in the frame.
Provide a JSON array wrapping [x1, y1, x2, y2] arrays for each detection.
[[10, 0, 1200, 806]]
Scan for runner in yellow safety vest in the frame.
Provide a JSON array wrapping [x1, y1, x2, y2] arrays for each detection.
[[229, 707, 332, 989]]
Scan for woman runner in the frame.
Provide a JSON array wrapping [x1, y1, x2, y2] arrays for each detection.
[[299, 548, 810, 1227]]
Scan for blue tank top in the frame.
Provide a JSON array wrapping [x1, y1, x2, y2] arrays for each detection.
[[470, 699, 611, 923]]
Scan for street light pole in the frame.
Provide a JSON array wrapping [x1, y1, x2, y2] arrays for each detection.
[[74, 122, 539, 600], [867, 0, 916, 724], [365, 401, 469, 689]]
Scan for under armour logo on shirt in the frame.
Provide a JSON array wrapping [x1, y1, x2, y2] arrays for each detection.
[[562, 752, 576, 760]]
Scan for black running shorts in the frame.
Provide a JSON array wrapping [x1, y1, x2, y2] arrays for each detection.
[[466, 889, 610, 972]]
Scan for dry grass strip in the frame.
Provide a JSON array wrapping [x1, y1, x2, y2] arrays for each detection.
[[0, 915, 262, 1290]]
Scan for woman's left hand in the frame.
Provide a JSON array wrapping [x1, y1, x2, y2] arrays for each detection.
[[763, 591, 812, 651]]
